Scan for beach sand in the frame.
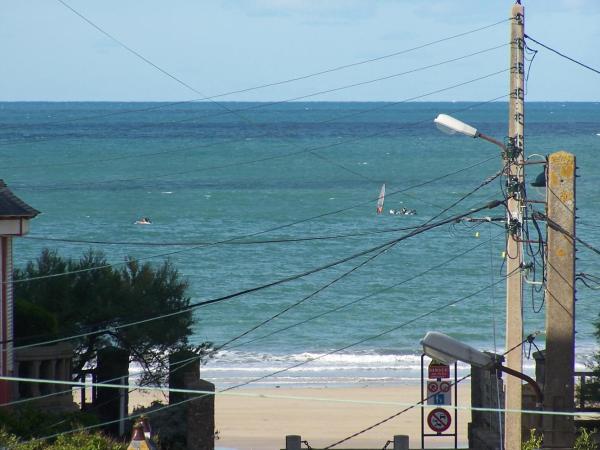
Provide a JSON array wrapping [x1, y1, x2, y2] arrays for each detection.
[[129, 384, 471, 449]]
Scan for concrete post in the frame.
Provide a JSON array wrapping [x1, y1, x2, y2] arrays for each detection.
[[393, 434, 409, 450], [505, 4, 526, 450], [543, 151, 576, 448], [285, 435, 301, 450]]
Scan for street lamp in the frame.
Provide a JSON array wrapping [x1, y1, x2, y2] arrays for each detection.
[[434, 114, 506, 151], [420, 332, 543, 408]]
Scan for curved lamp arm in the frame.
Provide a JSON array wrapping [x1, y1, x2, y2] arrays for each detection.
[[478, 132, 507, 152], [497, 363, 543, 408]]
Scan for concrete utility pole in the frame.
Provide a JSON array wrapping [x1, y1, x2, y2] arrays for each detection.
[[543, 151, 576, 448], [505, 4, 525, 449]]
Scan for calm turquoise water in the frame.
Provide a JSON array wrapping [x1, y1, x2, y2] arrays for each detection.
[[1, 101, 599, 387]]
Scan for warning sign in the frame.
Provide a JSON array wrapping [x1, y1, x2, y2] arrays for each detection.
[[427, 408, 452, 433], [428, 362, 450, 379]]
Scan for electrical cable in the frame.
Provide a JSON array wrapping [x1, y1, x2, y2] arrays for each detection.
[[7, 359, 588, 446], [324, 373, 473, 449], [577, 273, 600, 290], [421, 164, 505, 227], [44, 0, 507, 198], [218, 260, 514, 393], [0, 43, 508, 152], [5, 233, 502, 412], [70, 243, 398, 421], [488, 219, 503, 450], [4, 158, 501, 352], [0, 14, 510, 133], [13, 70, 507, 191], [164, 171, 508, 376], [20, 161, 504, 248], [220, 234, 503, 352], [14, 264, 519, 443], [524, 34, 600, 75], [8, 154, 498, 289], [17, 230, 502, 419], [578, 220, 600, 230], [216, 243, 396, 351], [3, 93, 507, 175], [543, 214, 600, 257], [21, 224, 433, 247], [8, 199, 504, 350]]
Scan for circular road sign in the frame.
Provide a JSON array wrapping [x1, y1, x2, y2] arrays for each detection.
[[427, 381, 439, 393], [439, 381, 451, 393], [427, 408, 452, 433]]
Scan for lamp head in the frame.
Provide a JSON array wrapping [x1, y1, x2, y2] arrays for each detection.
[[420, 331, 493, 368], [434, 114, 479, 138]]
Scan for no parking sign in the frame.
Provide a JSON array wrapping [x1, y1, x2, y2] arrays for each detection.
[[427, 408, 452, 433]]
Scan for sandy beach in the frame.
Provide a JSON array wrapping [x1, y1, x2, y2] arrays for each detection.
[[130, 384, 471, 449]]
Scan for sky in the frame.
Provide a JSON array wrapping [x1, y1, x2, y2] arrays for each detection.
[[1, 0, 599, 102]]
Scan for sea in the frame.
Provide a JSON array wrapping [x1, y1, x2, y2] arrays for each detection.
[[1, 101, 599, 389]]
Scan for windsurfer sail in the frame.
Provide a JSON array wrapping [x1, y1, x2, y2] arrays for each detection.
[[376, 184, 385, 214]]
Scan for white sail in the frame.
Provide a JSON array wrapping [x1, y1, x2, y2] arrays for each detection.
[[376, 183, 385, 214]]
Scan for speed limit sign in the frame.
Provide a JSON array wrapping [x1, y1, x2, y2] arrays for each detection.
[[427, 408, 452, 433]]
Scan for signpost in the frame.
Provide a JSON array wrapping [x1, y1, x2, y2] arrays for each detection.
[[421, 357, 458, 448]]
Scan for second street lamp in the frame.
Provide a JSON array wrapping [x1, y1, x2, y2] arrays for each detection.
[[420, 332, 543, 408], [434, 109, 527, 447]]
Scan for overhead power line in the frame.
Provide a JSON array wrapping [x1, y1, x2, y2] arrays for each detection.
[[177, 174, 500, 366], [14, 261, 521, 442], [4, 93, 508, 174], [220, 233, 503, 352], [577, 273, 600, 290], [524, 34, 600, 75], [4, 232, 501, 411], [21, 224, 427, 247], [11, 199, 504, 351], [14, 69, 506, 191], [543, 214, 600, 256], [50, 0, 508, 195], [24, 163, 504, 248], [214, 262, 516, 394], [2, 9, 507, 132], [8, 157, 497, 289]]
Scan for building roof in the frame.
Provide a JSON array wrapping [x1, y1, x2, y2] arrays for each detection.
[[0, 180, 40, 219]]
